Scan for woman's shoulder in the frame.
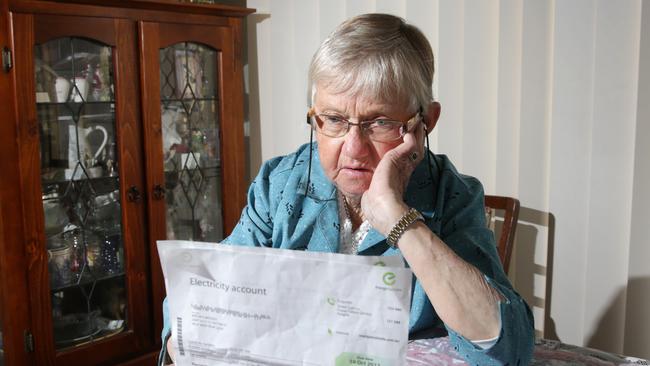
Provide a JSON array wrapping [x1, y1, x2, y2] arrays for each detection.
[[255, 143, 312, 184], [434, 154, 484, 193]]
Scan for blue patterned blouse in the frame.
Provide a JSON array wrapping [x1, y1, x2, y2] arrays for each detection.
[[160, 143, 534, 366]]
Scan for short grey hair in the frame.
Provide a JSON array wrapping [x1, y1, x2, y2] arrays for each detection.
[[309, 13, 434, 111]]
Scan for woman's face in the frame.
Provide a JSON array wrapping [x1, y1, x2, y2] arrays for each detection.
[[314, 88, 416, 198]]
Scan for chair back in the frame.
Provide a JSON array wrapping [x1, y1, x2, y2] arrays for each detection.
[[484, 195, 520, 274]]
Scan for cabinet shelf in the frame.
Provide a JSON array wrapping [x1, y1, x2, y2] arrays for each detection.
[[55, 316, 126, 349], [164, 164, 220, 178], [36, 101, 115, 107], [161, 96, 217, 103], [50, 271, 125, 294], [54, 113, 114, 122], [42, 173, 119, 193]]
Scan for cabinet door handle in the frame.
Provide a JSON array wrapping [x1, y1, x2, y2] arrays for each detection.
[[2, 47, 12, 73], [153, 184, 165, 200], [127, 186, 142, 202]]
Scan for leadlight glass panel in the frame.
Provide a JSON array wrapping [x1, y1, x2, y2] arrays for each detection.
[[160, 43, 223, 241], [35, 37, 126, 349]]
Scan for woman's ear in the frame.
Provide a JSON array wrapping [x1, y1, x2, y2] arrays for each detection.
[[423, 101, 441, 133]]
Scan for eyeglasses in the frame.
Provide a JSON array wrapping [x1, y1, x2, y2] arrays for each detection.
[[306, 108, 422, 143]]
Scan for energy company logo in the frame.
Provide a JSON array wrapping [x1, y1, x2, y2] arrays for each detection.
[[382, 272, 396, 286]]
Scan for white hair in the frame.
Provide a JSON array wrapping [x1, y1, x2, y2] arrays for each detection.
[[309, 13, 434, 111]]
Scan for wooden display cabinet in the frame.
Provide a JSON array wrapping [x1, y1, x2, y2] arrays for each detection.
[[0, 0, 252, 364]]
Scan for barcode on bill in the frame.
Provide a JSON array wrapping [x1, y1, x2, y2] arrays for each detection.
[[176, 317, 185, 356]]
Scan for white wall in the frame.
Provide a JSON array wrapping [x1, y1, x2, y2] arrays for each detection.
[[624, 0, 650, 358], [244, 0, 649, 358]]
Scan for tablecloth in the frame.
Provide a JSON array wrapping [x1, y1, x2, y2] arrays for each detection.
[[406, 337, 649, 365]]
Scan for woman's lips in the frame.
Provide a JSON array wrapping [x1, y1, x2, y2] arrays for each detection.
[[340, 167, 373, 177]]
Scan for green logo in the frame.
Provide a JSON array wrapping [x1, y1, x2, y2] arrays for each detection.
[[327, 297, 336, 306], [374, 261, 386, 267], [382, 272, 396, 286]]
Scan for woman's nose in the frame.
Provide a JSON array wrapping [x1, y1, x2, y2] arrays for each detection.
[[343, 124, 371, 158]]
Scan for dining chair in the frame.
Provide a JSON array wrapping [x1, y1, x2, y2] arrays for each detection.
[[484, 195, 520, 274]]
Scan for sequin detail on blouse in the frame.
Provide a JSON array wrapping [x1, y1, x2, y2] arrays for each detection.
[[337, 192, 371, 254]]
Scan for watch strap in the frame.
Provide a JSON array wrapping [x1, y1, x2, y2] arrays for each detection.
[[386, 207, 424, 248]]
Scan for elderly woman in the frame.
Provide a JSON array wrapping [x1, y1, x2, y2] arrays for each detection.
[[162, 13, 534, 365]]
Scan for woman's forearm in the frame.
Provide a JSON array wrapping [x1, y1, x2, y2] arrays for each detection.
[[397, 221, 503, 340]]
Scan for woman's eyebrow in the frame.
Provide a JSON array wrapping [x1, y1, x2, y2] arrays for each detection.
[[316, 104, 346, 115], [361, 112, 399, 121], [319, 109, 346, 115], [316, 103, 396, 119]]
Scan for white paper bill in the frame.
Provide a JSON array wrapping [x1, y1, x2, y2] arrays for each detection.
[[158, 240, 413, 366]]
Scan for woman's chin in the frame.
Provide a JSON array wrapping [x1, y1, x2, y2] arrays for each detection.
[[335, 179, 370, 197]]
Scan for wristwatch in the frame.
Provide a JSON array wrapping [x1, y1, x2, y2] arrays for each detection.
[[386, 207, 425, 248]]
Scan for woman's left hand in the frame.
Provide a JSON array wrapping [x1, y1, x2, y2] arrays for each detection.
[[360, 123, 426, 236]]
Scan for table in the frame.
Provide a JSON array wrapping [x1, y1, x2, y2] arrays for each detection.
[[406, 337, 649, 365]]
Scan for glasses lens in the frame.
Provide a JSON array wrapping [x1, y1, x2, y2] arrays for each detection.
[[366, 120, 403, 142], [314, 115, 348, 137]]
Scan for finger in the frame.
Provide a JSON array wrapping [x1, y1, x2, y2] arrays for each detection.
[[401, 132, 423, 164], [167, 336, 176, 362], [387, 131, 417, 164], [410, 121, 427, 154]]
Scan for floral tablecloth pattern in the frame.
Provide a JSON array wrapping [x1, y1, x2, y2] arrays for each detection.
[[406, 337, 649, 365]]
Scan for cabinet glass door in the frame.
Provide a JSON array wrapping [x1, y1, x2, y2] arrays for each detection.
[[159, 42, 223, 241], [35, 37, 126, 349]]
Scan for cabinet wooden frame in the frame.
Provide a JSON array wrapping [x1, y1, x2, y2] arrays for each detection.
[[1, 0, 34, 365], [139, 19, 247, 341], [13, 12, 153, 365], [0, 1, 252, 365]]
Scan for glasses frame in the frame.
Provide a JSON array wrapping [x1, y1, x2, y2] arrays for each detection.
[[306, 108, 423, 143]]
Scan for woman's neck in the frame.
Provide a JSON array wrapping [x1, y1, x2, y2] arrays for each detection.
[[342, 195, 365, 230]]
